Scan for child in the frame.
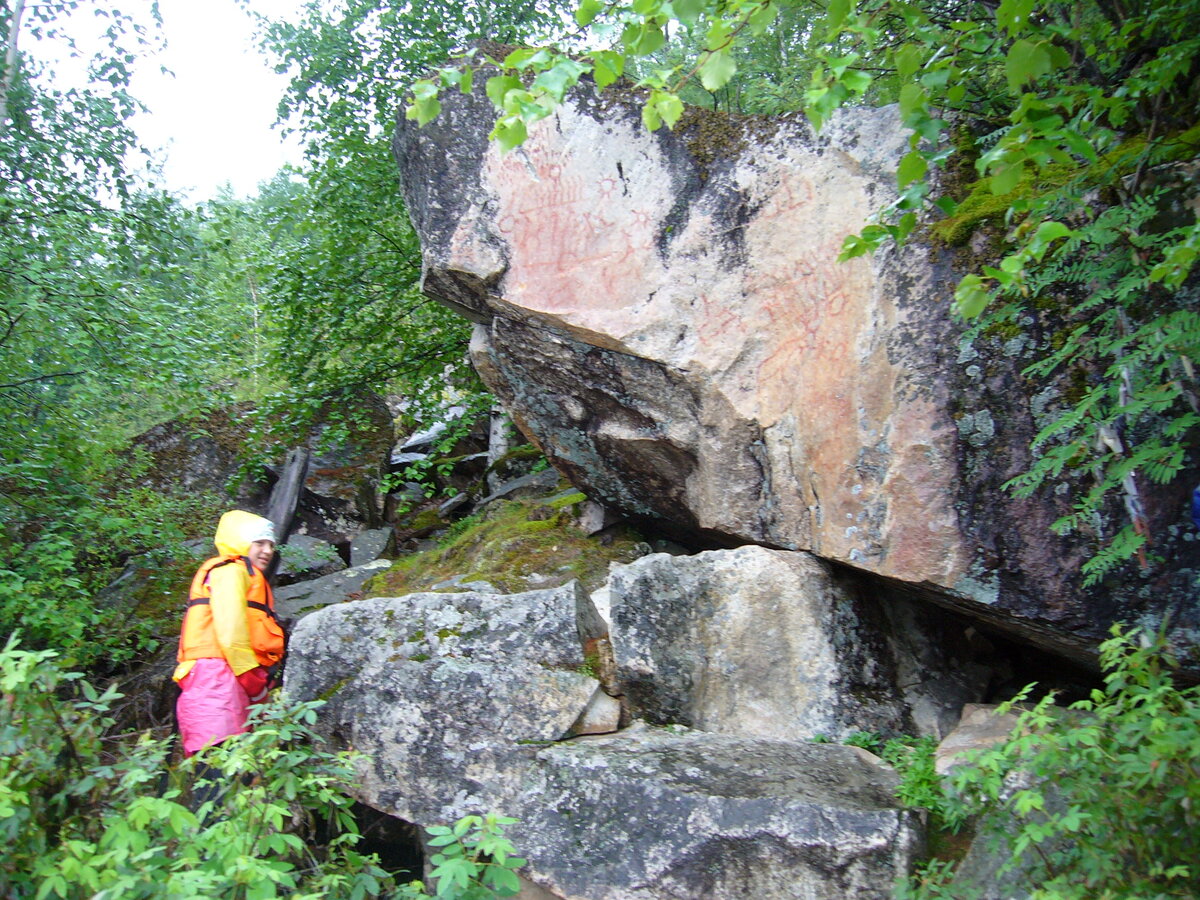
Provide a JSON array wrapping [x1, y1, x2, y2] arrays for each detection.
[[174, 510, 286, 756]]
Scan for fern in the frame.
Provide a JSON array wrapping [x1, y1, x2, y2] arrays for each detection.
[[978, 165, 1199, 579], [1080, 524, 1148, 586]]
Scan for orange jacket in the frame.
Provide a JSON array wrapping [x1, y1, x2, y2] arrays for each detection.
[[176, 555, 286, 673], [173, 510, 285, 683]]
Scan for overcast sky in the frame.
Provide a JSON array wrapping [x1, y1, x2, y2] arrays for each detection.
[[128, 0, 307, 202]]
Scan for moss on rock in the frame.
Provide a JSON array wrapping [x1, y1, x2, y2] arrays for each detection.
[[363, 490, 646, 597], [931, 123, 1200, 249]]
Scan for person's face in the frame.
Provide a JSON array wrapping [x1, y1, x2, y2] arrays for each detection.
[[248, 539, 275, 572]]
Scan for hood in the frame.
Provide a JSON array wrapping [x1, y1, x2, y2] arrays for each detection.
[[214, 510, 277, 557]]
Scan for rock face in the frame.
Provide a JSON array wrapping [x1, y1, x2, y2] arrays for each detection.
[[273, 559, 392, 620], [290, 390, 395, 541], [285, 583, 603, 825], [519, 726, 922, 900], [128, 402, 270, 509], [127, 394, 394, 544], [394, 79, 1199, 664], [607, 546, 986, 740], [285, 567, 927, 899], [934, 703, 1021, 776]]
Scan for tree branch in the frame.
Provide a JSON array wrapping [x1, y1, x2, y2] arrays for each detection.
[[0, 370, 83, 390]]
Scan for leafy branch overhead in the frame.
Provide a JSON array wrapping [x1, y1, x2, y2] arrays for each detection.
[[407, 0, 1198, 304], [246, 0, 581, 450], [407, 0, 1200, 583]]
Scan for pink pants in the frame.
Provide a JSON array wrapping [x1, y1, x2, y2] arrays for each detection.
[[176, 657, 250, 756]]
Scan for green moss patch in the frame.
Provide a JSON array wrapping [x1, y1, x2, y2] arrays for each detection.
[[364, 492, 646, 597], [931, 123, 1200, 248], [548, 491, 587, 510]]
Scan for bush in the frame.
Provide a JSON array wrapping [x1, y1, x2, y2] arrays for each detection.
[[0, 532, 97, 670], [841, 731, 946, 829], [0, 446, 227, 673], [0, 634, 528, 899], [904, 623, 1200, 899], [0, 636, 391, 899], [401, 813, 525, 899]]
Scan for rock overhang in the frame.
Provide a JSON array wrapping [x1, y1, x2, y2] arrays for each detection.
[[395, 75, 1200, 667]]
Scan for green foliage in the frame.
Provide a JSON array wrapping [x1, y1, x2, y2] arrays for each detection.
[[278, 539, 343, 573], [88, 445, 226, 560], [262, 0, 571, 147], [0, 636, 394, 899], [0, 443, 224, 672], [440, 512, 486, 547], [404, 813, 525, 899], [249, 0, 581, 442], [989, 190, 1200, 583], [0, 0, 251, 486], [0, 2, 299, 675], [842, 731, 947, 828], [0, 499, 168, 674], [406, 0, 837, 138], [902, 624, 1200, 899], [230, 171, 483, 448], [895, 859, 967, 900], [384, 400, 496, 509], [0, 533, 95, 670]]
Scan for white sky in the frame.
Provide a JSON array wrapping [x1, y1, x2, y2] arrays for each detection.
[[129, 0, 308, 201]]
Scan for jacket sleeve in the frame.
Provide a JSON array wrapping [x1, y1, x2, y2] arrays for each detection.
[[207, 563, 259, 676]]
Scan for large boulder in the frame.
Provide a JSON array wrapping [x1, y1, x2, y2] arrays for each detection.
[[272, 559, 392, 620], [394, 79, 1200, 665], [606, 546, 987, 740], [284, 577, 925, 899], [517, 725, 923, 900], [284, 583, 604, 824], [127, 402, 270, 509], [289, 390, 395, 541], [127, 395, 394, 546]]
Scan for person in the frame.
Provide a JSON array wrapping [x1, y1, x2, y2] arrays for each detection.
[[174, 509, 287, 757]]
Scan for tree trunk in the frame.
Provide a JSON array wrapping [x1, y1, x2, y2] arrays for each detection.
[[267, 446, 311, 544], [0, 0, 27, 136]]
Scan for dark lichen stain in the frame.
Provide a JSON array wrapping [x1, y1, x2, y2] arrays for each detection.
[[675, 105, 783, 184]]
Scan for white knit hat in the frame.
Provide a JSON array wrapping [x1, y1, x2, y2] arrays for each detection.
[[245, 517, 277, 544]]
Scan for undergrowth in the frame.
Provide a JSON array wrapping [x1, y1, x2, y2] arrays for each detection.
[[0, 635, 524, 899], [895, 623, 1200, 899]]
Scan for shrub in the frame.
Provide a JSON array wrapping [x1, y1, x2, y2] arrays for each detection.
[[401, 813, 525, 899], [0, 532, 97, 670], [842, 731, 947, 829], [903, 623, 1200, 899], [0, 634, 529, 899], [0, 446, 227, 673], [0, 636, 390, 899]]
